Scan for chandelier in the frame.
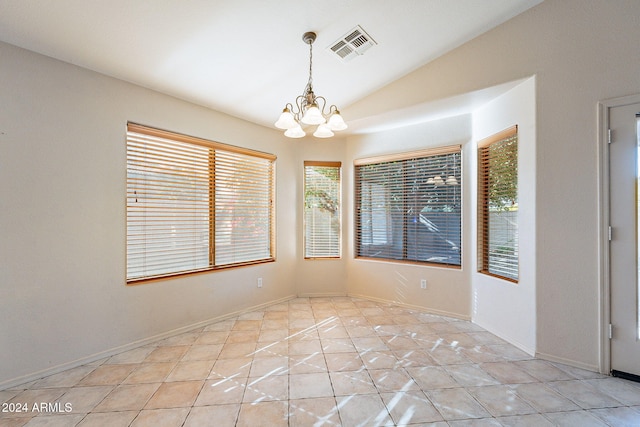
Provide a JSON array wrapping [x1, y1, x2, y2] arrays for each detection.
[[275, 32, 347, 138], [427, 176, 459, 186]]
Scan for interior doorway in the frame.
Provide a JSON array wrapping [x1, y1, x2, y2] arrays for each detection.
[[603, 95, 640, 380]]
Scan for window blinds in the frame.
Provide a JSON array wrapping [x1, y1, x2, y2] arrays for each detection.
[[354, 146, 462, 267], [126, 123, 275, 283], [477, 125, 518, 282], [304, 162, 341, 258], [214, 150, 274, 266]]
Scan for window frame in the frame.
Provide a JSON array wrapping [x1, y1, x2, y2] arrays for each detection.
[[126, 123, 276, 284], [354, 145, 462, 268], [303, 161, 342, 259], [477, 125, 519, 283]]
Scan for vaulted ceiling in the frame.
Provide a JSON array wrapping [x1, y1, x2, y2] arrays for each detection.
[[0, 0, 542, 133]]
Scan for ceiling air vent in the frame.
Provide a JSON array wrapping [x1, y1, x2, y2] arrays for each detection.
[[328, 25, 376, 62]]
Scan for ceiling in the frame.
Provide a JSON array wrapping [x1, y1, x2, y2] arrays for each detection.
[[0, 0, 542, 134]]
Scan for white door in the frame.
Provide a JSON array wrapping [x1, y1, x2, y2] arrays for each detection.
[[609, 100, 640, 379]]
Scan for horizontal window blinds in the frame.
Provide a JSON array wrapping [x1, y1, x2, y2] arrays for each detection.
[[304, 162, 341, 258], [215, 151, 274, 266], [126, 123, 275, 283], [355, 146, 461, 267], [477, 125, 518, 282]]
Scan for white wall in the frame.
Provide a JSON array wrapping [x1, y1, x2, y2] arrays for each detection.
[[345, 115, 472, 319], [345, 0, 640, 370], [0, 41, 298, 388], [471, 77, 537, 354]]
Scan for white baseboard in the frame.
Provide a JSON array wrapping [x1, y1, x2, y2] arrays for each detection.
[[347, 293, 471, 321], [471, 319, 535, 356], [536, 351, 601, 373], [296, 292, 348, 298], [1, 294, 296, 391]]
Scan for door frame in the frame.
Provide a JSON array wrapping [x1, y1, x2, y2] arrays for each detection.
[[598, 93, 640, 375]]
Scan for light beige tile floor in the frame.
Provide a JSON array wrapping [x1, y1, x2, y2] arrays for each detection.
[[2, 297, 640, 426]]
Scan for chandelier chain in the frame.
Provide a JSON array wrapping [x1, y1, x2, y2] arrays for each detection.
[[306, 41, 313, 93]]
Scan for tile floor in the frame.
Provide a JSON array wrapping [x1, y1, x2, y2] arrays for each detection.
[[2, 297, 640, 426]]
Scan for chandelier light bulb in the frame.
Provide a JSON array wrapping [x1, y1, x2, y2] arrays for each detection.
[[274, 108, 298, 130], [284, 125, 306, 138], [301, 104, 325, 125], [313, 124, 334, 138], [327, 111, 347, 131]]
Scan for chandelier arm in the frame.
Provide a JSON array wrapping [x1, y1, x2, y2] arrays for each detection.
[[284, 102, 299, 122], [314, 96, 328, 116], [293, 95, 306, 121]]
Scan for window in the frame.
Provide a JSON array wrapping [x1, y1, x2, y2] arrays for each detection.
[[477, 125, 518, 282], [355, 146, 462, 267], [304, 161, 341, 258], [126, 123, 276, 283]]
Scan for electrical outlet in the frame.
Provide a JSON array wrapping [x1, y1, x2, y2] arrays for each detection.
[[420, 279, 427, 289], [257, 278, 263, 288]]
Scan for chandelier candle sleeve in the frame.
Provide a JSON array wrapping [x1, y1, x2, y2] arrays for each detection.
[[275, 32, 347, 139]]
